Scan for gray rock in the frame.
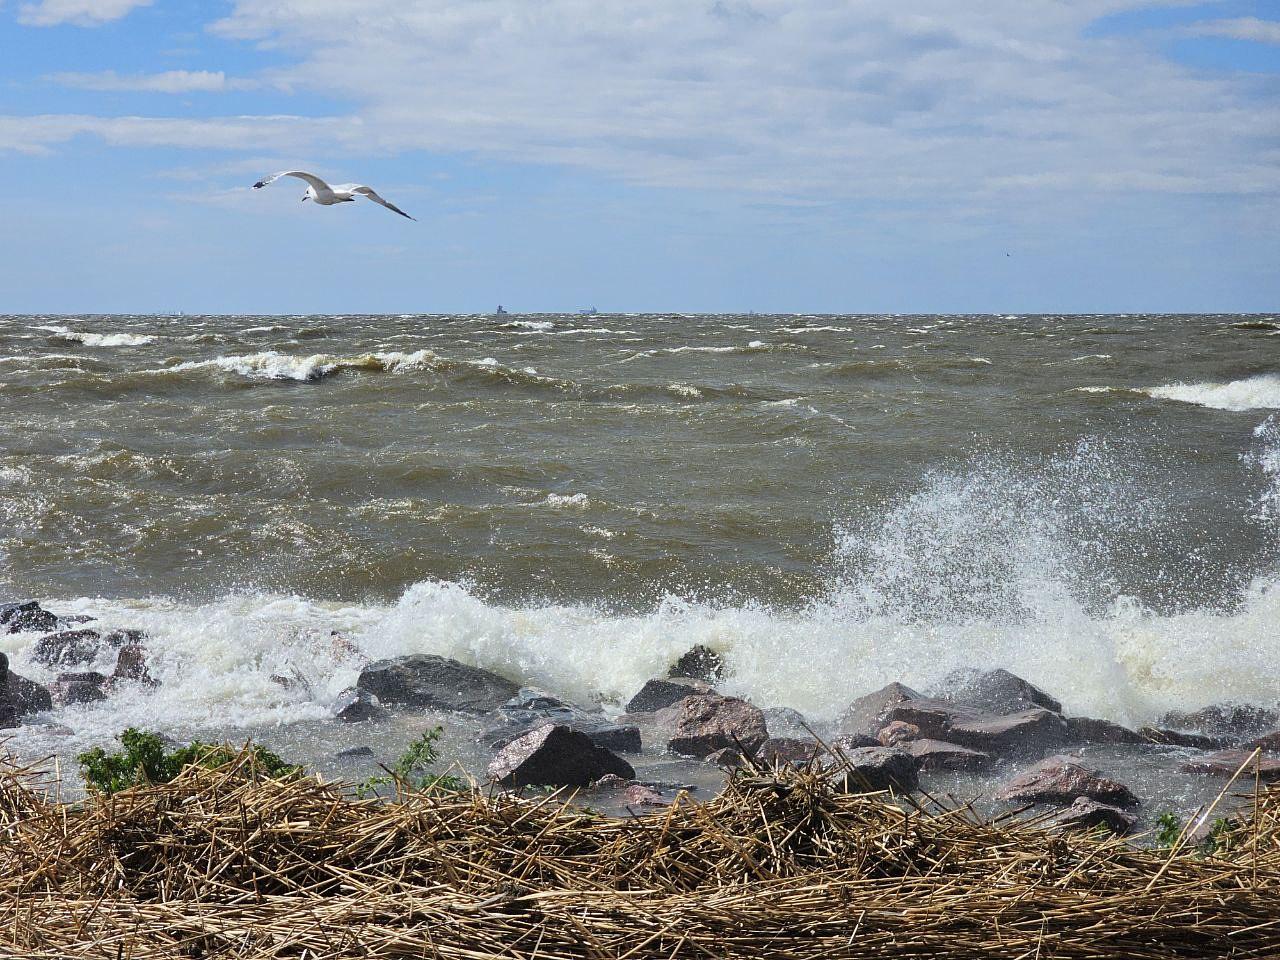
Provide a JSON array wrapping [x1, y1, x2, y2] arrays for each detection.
[[835, 682, 923, 737], [0, 652, 53, 719], [33, 630, 101, 668], [52, 671, 109, 706], [625, 677, 712, 713], [997, 756, 1138, 807], [356, 654, 519, 713], [1055, 797, 1136, 835], [482, 688, 641, 753], [112, 644, 156, 686], [1065, 716, 1146, 745], [904, 739, 992, 772], [331, 687, 388, 722], [1158, 703, 1280, 742], [1247, 731, 1280, 752], [103, 629, 146, 649], [1139, 727, 1226, 750], [1181, 749, 1280, 782], [661, 693, 769, 758], [877, 720, 921, 746], [668, 645, 725, 682], [0, 601, 61, 635], [883, 697, 1068, 756], [488, 724, 635, 788], [831, 733, 881, 751], [936, 667, 1062, 715], [705, 746, 745, 768], [756, 736, 822, 766], [336, 745, 375, 759], [829, 747, 920, 793]]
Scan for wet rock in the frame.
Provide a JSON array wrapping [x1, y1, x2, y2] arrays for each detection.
[[488, 724, 635, 788], [356, 654, 519, 713], [1065, 716, 1146, 745], [705, 747, 744, 768], [996, 757, 1138, 808], [0, 652, 53, 721], [112, 644, 156, 686], [1159, 703, 1280, 742], [336, 745, 375, 759], [904, 739, 992, 772], [52, 671, 109, 706], [33, 630, 101, 668], [835, 682, 923, 738], [877, 720, 921, 746], [331, 687, 388, 722], [624, 783, 670, 807], [269, 669, 312, 697], [661, 694, 769, 758], [832, 733, 881, 751], [1181, 749, 1280, 782], [102, 629, 145, 649], [829, 747, 920, 793], [1139, 727, 1226, 750], [1054, 797, 1136, 835], [884, 698, 1069, 756], [756, 737, 822, 766], [0, 601, 61, 635], [482, 688, 641, 753], [936, 667, 1062, 715], [625, 677, 712, 714], [760, 706, 811, 738], [668, 644, 725, 682], [1247, 731, 1280, 752], [591, 773, 630, 789]]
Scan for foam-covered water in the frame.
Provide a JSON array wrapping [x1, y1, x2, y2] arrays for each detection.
[[1, 312, 1278, 760]]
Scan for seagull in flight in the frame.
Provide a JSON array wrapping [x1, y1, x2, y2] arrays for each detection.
[[252, 171, 416, 221]]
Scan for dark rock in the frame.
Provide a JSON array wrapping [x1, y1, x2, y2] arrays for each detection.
[[591, 773, 630, 789], [356, 654, 519, 713], [102, 629, 146, 649], [488, 724, 635, 788], [661, 694, 769, 758], [331, 687, 387, 722], [625, 677, 712, 713], [936, 667, 1062, 715], [760, 706, 811, 738], [0, 652, 53, 719], [996, 756, 1138, 807], [0, 601, 61, 635], [668, 644, 725, 682], [829, 747, 920, 793], [33, 630, 101, 668], [1065, 716, 1146, 745], [756, 737, 822, 766], [623, 783, 670, 807], [336, 745, 375, 759], [705, 747, 744, 768], [482, 688, 641, 753], [1139, 727, 1226, 750], [831, 733, 881, 751], [112, 644, 156, 686], [1246, 731, 1280, 752], [1054, 797, 1136, 835], [877, 720, 921, 746], [1181, 749, 1280, 781], [883, 697, 1069, 756], [1159, 703, 1280, 742], [269, 671, 312, 696], [52, 671, 109, 706], [904, 739, 992, 772], [0, 700, 15, 729], [835, 682, 923, 737]]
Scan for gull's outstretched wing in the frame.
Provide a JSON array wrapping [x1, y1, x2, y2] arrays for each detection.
[[252, 171, 332, 192], [347, 184, 416, 220]]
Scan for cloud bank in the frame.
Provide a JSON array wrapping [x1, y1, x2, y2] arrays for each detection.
[[18, 0, 151, 27]]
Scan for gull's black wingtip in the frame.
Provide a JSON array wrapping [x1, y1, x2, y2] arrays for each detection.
[[252, 180, 266, 189]]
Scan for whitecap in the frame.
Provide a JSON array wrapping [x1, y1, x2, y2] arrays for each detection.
[[1144, 374, 1280, 412]]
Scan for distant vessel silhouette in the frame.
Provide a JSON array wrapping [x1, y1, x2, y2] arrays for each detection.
[[495, 305, 508, 315], [577, 307, 599, 316]]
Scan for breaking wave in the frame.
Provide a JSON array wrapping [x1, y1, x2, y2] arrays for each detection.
[[37, 324, 156, 347], [1145, 374, 1280, 412]]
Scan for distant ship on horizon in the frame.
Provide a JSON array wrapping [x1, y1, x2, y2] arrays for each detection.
[[577, 307, 599, 316]]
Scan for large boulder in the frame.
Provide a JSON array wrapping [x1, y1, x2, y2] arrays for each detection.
[[625, 677, 711, 713], [1065, 716, 1146, 746], [1054, 798, 1136, 836], [883, 697, 1068, 756], [33, 630, 101, 668], [829, 747, 920, 793], [936, 667, 1063, 715], [488, 724, 635, 788], [1158, 703, 1280, 743], [356, 655, 519, 713], [0, 601, 61, 635], [661, 693, 769, 758], [52, 671, 109, 706], [996, 757, 1138, 808], [1181, 749, 1280, 782], [904, 739, 992, 772], [668, 645, 725, 682], [835, 682, 924, 738], [482, 688, 641, 753], [0, 652, 52, 719]]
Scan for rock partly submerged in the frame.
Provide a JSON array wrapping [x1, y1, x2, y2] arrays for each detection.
[[482, 688, 641, 753], [357, 654, 519, 713], [997, 756, 1138, 808], [660, 693, 769, 758], [488, 724, 635, 788]]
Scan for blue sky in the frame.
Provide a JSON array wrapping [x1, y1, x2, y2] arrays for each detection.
[[1, 0, 1277, 314]]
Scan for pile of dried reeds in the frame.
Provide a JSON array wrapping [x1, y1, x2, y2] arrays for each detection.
[[2, 751, 1279, 959]]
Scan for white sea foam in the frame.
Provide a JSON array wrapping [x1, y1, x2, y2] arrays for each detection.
[[163, 349, 437, 382], [1145, 374, 1280, 412], [35, 323, 156, 347], [545, 492, 591, 509]]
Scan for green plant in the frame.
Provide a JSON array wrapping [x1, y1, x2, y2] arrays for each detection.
[[358, 726, 469, 797], [78, 728, 299, 795], [1153, 811, 1183, 848], [1205, 817, 1235, 855]]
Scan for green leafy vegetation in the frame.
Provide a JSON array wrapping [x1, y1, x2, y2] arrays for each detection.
[[358, 726, 470, 797], [1154, 811, 1183, 848], [78, 728, 299, 795]]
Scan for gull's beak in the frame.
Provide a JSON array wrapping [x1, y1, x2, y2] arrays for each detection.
[[301, 195, 309, 202]]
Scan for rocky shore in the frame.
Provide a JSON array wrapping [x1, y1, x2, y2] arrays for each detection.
[[4, 600, 1279, 836]]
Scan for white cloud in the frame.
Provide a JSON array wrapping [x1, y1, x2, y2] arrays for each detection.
[[0, 114, 351, 155], [1186, 17, 1280, 45], [50, 70, 256, 93], [18, 0, 152, 27]]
